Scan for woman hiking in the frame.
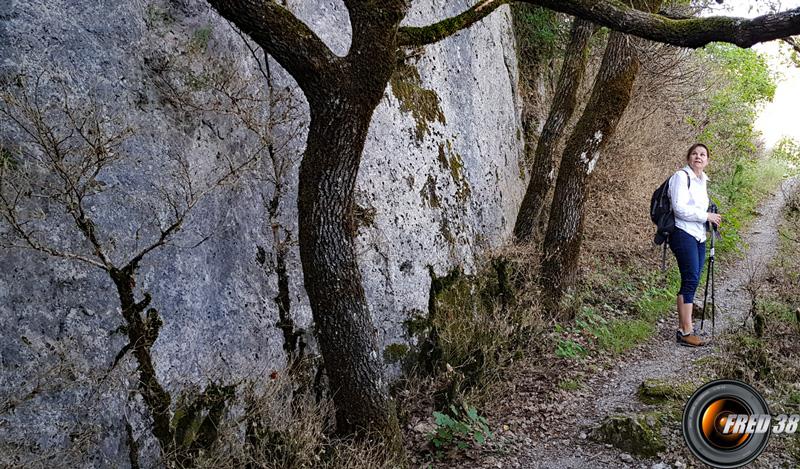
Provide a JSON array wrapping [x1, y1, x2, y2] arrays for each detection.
[[669, 143, 722, 347]]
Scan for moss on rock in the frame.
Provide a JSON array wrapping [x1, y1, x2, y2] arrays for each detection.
[[420, 174, 441, 208], [389, 63, 446, 141], [590, 412, 666, 457], [637, 378, 695, 405], [383, 343, 410, 364]]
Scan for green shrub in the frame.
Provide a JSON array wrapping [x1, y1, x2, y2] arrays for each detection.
[[555, 338, 589, 359], [511, 5, 567, 64], [772, 137, 800, 169], [418, 247, 543, 402], [190, 26, 213, 52], [428, 403, 492, 455]]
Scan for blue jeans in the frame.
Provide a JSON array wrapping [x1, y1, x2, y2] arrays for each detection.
[[669, 228, 706, 304]]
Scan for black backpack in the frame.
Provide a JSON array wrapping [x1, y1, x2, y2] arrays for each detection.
[[650, 169, 690, 268]]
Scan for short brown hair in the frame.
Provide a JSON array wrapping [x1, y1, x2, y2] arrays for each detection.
[[686, 143, 710, 161]]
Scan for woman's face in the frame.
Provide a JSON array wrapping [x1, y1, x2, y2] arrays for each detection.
[[687, 146, 708, 173]]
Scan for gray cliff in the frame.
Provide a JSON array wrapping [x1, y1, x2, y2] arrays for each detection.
[[0, 0, 538, 465]]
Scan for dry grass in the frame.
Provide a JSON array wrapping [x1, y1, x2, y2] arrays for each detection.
[[187, 368, 400, 469], [426, 243, 544, 398], [2, 357, 399, 469], [389, 244, 550, 464]]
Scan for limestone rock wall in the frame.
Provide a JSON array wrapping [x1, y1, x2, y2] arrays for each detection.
[[0, 0, 535, 465]]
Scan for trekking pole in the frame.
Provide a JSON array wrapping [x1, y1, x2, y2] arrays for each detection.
[[709, 226, 716, 339], [701, 204, 719, 338], [701, 253, 709, 329]]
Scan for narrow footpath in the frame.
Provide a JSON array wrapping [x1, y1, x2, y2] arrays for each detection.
[[480, 178, 799, 469]]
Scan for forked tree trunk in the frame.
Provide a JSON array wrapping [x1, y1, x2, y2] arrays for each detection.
[[205, 0, 407, 449], [540, 0, 662, 314], [514, 18, 597, 242]]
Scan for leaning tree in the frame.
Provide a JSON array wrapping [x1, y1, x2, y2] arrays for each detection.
[[205, 0, 800, 447]]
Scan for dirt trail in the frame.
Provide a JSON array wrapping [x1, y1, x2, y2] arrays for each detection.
[[487, 178, 799, 469]]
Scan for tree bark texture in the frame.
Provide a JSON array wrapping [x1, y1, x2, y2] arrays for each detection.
[[513, 18, 597, 242], [400, 0, 800, 49], [209, 0, 408, 446], [540, 31, 637, 312], [540, 0, 663, 314], [298, 96, 401, 439], [298, 3, 407, 444], [109, 266, 173, 454]]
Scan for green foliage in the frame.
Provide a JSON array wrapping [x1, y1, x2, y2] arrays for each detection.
[[0, 146, 18, 171], [574, 305, 607, 338], [689, 44, 790, 258], [580, 262, 678, 323], [695, 43, 775, 176], [511, 5, 567, 65], [383, 343, 409, 364], [419, 256, 541, 400], [712, 157, 791, 256], [702, 43, 776, 106], [595, 318, 653, 355], [758, 298, 797, 326], [168, 383, 236, 465], [772, 137, 800, 169], [428, 403, 492, 455], [555, 299, 656, 358], [145, 5, 175, 29], [555, 338, 588, 359], [633, 269, 680, 323]]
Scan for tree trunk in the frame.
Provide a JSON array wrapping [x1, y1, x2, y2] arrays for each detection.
[[540, 32, 638, 313], [297, 93, 401, 444], [540, 0, 662, 314], [109, 266, 173, 454], [205, 0, 407, 450], [514, 18, 597, 242]]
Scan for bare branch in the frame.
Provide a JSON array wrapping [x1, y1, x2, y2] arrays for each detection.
[[227, 20, 271, 84], [0, 78, 121, 270], [0, 205, 108, 270], [125, 215, 184, 270]]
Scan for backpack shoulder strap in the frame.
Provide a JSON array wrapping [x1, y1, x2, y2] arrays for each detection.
[[681, 169, 691, 189]]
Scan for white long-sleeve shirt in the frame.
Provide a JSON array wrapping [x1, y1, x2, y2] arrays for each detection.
[[669, 166, 710, 242]]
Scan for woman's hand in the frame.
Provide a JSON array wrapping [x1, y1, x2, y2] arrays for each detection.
[[707, 212, 722, 227]]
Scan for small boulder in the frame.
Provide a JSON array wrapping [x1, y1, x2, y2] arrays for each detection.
[[637, 378, 694, 405], [590, 413, 666, 457]]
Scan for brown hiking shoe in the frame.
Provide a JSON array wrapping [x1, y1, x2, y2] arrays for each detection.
[[677, 332, 705, 347]]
